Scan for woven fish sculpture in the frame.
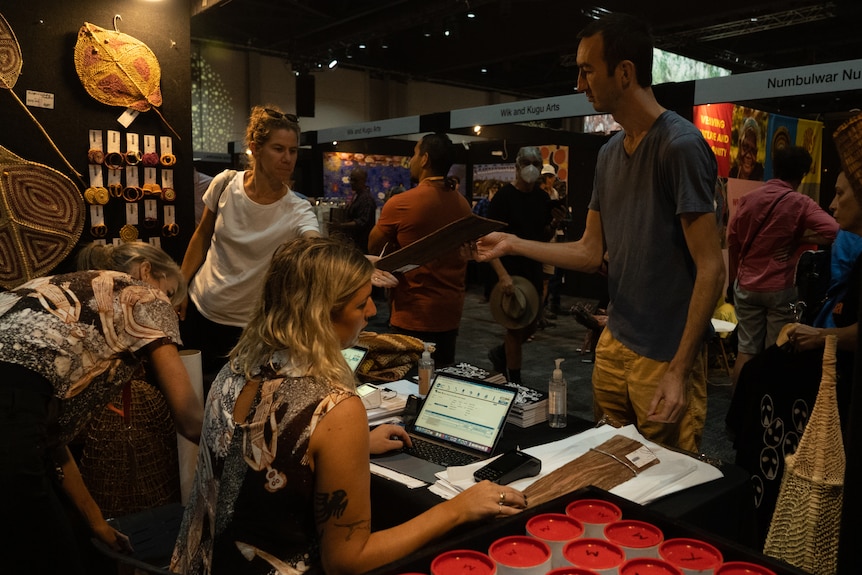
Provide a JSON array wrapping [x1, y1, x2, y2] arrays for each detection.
[[1, 11, 85, 185], [0, 12, 23, 89], [73, 22, 179, 139]]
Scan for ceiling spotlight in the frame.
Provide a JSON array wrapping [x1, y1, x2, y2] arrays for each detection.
[[467, 12, 476, 18], [473, 125, 482, 135], [328, 58, 338, 69], [444, 29, 451, 37], [358, 43, 367, 49], [480, 67, 488, 73]]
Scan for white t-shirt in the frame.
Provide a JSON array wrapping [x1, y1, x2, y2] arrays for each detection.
[[190, 170, 319, 326]]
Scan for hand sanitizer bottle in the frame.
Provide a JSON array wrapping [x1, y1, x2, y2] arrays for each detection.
[[418, 342, 435, 396], [548, 358, 567, 428]]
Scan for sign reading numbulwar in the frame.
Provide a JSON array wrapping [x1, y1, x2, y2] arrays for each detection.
[[695, 59, 862, 104]]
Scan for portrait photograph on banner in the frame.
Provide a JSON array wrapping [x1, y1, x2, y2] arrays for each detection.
[[729, 106, 769, 182]]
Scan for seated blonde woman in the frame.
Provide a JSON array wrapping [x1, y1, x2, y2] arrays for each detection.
[[172, 237, 526, 575]]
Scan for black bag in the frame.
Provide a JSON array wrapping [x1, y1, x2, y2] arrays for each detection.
[[794, 249, 831, 325]]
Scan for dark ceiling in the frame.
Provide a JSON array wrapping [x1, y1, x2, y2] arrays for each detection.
[[191, 0, 862, 118]]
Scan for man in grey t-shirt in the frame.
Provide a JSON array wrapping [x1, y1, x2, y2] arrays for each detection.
[[476, 13, 724, 452]]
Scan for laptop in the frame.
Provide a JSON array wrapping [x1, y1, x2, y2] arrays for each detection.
[[341, 345, 368, 374], [371, 373, 517, 483]]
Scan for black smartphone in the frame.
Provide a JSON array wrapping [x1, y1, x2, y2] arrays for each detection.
[[473, 449, 542, 485]]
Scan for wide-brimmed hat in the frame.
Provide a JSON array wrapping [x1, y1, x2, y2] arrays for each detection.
[[833, 113, 862, 194], [489, 276, 540, 330]]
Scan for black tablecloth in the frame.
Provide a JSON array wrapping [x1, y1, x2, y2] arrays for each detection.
[[366, 486, 806, 575], [371, 415, 758, 548]]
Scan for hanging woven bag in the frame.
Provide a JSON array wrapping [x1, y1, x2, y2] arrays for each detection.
[[763, 334, 844, 575]]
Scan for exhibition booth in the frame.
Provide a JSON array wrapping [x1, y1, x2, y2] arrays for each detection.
[[1, 1, 861, 573]]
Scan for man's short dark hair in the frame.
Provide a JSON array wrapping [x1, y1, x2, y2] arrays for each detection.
[[772, 146, 813, 182], [578, 13, 654, 88], [419, 133, 454, 176]]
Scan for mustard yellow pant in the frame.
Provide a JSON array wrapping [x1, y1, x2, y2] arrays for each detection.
[[592, 328, 708, 453]]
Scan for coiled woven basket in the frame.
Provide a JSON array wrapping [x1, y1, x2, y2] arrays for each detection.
[[78, 378, 180, 518]]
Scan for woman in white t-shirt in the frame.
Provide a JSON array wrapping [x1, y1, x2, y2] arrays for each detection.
[[179, 105, 320, 392]]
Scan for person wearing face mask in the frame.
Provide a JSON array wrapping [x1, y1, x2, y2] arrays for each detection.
[[486, 146, 566, 384]]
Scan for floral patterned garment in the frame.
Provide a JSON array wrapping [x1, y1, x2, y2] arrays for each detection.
[[171, 361, 354, 575], [0, 270, 180, 444]]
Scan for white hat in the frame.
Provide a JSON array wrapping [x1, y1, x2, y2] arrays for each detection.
[[541, 164, 556, 176]]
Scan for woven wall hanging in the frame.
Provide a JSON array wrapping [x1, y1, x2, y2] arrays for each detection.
[[763, 335, 844, 575], [0, 11, 85, 186], [73, 21, 179, 140], [0, 145, 85, 289]]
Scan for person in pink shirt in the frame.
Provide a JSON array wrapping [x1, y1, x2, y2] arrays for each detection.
[[727, 145, 838, 386]]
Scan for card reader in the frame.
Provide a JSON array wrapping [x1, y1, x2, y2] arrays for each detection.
[[356, 383, 382, 409], [473, 449, 542, 485]]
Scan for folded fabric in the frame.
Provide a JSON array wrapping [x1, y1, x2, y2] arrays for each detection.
[[357, 331, 424, 382]]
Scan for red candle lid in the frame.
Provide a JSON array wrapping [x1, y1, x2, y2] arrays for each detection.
[[526, 513, 585, 542], [715, 561, 777, 575], [546, 568, 602, 575], [562, 538, 625, 569], [620, 557, 683, 575], [604, 520, 664, 548], [659, 538, 723, 569], [431, 550, 496, 575], [488, 536, 551, 568], [565, 498, 622, 524]]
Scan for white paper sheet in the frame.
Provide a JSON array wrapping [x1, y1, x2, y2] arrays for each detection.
[[428, 425, 723, 505], [177, 349, 204, 506]]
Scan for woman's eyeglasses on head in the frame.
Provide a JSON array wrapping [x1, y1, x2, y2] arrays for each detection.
[[264, 108, 299, 123]]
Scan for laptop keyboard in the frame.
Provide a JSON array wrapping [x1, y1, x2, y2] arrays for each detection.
[[404, 436, 479, 467]]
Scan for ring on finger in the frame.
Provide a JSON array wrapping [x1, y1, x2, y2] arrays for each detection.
[[499, 492, 505, 505]]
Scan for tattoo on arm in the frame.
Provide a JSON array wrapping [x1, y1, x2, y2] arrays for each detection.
[[334, 519, 371, 541], [315, 490, 371, 541], [315, 489, 348, 523]]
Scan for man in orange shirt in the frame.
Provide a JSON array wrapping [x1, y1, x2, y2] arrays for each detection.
[[368, 133, 472, 366]]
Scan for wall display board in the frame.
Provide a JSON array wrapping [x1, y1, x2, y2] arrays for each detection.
[[0, 4, 192, 271], [322, 152, 411, 206]]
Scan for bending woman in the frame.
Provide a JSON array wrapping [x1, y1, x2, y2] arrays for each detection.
[[0, 242, 202, 575], [172, 237, 526, 575]]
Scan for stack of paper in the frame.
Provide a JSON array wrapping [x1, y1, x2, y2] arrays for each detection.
[[366, 378, 416, 426], [504, 382, 549, 427]]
